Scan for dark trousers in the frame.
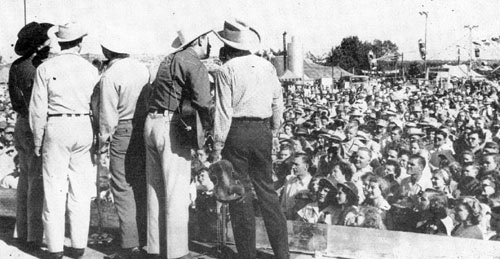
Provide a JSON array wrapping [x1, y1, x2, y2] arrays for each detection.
[[110, 120, 147, 248], [222, 120, 289, 259]]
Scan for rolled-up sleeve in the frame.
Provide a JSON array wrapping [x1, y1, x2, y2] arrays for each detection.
[[29, 66, 48, 147], [271, 73, 284, 131], [98, 75, 119, 151], [214, 68, 233, 146]]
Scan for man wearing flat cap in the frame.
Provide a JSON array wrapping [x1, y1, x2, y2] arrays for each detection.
[[94, 29, 150, 258], [8, 22, 53, 252], [213, 19, 289, 259], [144, 24, 213, 259], [29, 22, 99, 259]]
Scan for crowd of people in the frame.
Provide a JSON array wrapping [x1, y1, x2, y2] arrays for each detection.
[[6, 16, 500, 259], [0, 83, 19, 189], [242, 77, 500, 239]]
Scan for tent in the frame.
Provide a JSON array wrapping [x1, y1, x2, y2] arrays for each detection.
[[303, 59, 354, 80], [442, 64, 485, 80], [279, 69, 304, 82]]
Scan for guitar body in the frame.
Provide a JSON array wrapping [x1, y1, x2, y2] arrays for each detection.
[[180, 100, 205, 150]]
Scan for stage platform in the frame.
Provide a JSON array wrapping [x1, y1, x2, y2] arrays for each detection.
[[3, 187, 500, 258]]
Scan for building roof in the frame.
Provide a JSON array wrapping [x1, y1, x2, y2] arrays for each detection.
[[271, 56, 354, 80]]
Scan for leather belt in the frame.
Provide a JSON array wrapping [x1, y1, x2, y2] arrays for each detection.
[[149, 109, 175, 116], [233, 117, 270, 122], [48, 113, 90, 117]]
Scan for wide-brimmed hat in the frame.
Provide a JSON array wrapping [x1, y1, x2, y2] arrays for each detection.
[[100, 28, 135, 54], [48, 22, 88, 42], [171, 24, 213, 49], [14, 22, 53, 56], [407, 127, 425, 136], [215, 19, 261, 51], [336, 182, 359, 204]]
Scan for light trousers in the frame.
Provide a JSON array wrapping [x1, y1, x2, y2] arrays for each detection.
[[14, 115, 44, 243], [41, 116, 94, 253], [144, 112, 191, 258]]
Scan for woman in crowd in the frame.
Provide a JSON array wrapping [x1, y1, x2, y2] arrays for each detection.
[[335, 182, 360, 225], [297, 178, 338, 224], [451, 196, 483, 239], [431, 168, 455, 199]]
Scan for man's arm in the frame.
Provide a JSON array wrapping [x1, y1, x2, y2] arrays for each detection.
[[271, 68, 284, 132], [184, 60, 213, 131], [98, 75, 119, 153], [29, 66, 49, 156], [213, 68, 233, 154]]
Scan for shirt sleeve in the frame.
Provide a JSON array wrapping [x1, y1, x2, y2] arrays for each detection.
[[184, 60, 213, 131], [29, 66, 48, 148], [271, 73, 284, 130], [214, 68, 233, 146], [98, 75, 119, 152]]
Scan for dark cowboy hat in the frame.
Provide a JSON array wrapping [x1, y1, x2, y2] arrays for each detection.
[[336, 182, 359, 204], [15, 22, 53, 56], [215, 19, 261, 51]]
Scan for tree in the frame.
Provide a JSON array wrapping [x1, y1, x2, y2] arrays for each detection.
[[321, 37, 399, 73], [408, 62, 422, 78]]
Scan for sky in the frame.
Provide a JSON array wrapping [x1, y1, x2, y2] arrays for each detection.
[[2, 0, 500, 63]]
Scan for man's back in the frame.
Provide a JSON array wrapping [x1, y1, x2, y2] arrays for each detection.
[[35, 53, 98, 113], [217, 54, 280, 118]]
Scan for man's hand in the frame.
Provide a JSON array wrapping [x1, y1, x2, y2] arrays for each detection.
[[99, 153, 110, 169], [211, 142, 224, 162], [34, 146, 42, 157]]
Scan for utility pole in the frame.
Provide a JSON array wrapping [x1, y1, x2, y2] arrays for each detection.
[[23, 0, 27, 25], [419, 11, 428, 79], [464, 25, 478, 79], [282, 32, 287, 72]]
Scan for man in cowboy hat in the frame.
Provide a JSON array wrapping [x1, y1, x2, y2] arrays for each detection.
[[212, 19, 289, 259], [144, 23, 213, 259], [93, 29, 150, 258], [29, 22, 99, 259], [8, 21, 53, 252]]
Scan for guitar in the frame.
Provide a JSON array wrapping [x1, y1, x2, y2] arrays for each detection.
[[179, 99, 206, 150]]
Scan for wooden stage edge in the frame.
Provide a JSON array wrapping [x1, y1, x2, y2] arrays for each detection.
[[3, 188, 500, 258]]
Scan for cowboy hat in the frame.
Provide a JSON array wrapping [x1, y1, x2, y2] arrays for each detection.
[[407, 127, 425, 136], [14, 22, 53, 56], [215, 19, 261, 51], [48, 22, 87, 42], [100, 28, 135, 54], [171, 24, 213, 49]]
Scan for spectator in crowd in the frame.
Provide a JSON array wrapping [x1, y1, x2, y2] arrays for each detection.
[[296, 178, 337, 224], [280, 153, 312, 219], [451, 196, 483, 239]]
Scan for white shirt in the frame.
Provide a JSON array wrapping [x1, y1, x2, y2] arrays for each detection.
[[280, 174, 312, 218], [30, 50, 99, 147]]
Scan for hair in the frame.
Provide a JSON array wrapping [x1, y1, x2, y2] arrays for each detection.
[[432, 168, 451, 186], [221, 43, 251, 59], [294, 153, 311, 168], [332, 161, 355, 181], [318, 178, 338, 206], [468, 130, 484, 141], [455, 196, 482, 225], [59, 37, 83, 50], [357, 147, 373, 160], [409, 154, 426, 168], [399, 149, 411, 159], [369, 175, 391, 198], [390, 126, 402, 135], [358, 205, 387, 230], [384, 160, 401, 179]]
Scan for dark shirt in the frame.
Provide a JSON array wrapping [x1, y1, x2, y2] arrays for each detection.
[[8, 55, 36, 117], [148, 48, 212, 129]]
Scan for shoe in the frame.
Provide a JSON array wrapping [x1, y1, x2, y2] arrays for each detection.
[[67, 247, 85, 259], [107, 247, 146, 259], [175, 253, 194, 259], [48, 251, 64, 259], [21, 241, 42, 252]]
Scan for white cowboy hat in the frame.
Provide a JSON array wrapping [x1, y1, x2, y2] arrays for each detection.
[[171, 24, 213, 49], [48, 22, 88, 42], [215, 19, 261, 51], [100, 28, 134, 54]]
